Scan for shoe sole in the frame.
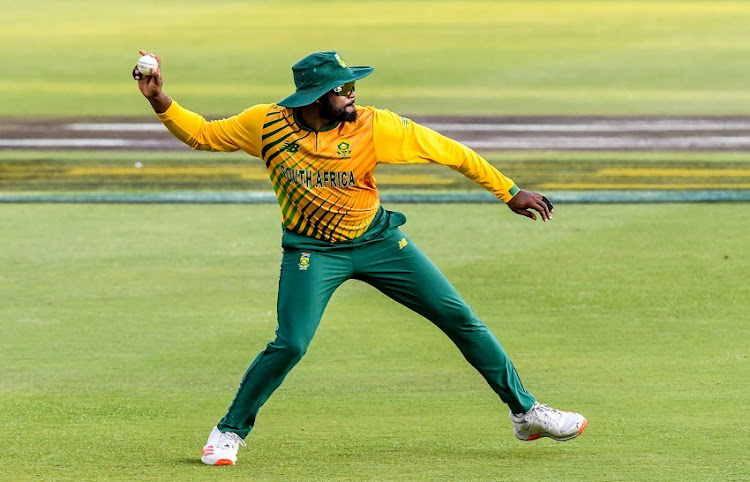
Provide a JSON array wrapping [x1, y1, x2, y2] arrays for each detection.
[[202, 452, 236, 466], [201, 457, 236, 466], [515, 417, 588, 442]]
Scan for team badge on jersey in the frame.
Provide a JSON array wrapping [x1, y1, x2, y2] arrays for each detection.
[[398, 238, 408, 249], [337, 141, 351, 158], [298, 252, 311, 270]]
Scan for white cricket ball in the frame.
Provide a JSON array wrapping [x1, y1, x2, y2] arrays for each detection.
[[134, 162, 143, 169], [136, 55, 158, 75]]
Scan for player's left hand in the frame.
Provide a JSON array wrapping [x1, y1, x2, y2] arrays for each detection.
[[506, 189, 554, 221]]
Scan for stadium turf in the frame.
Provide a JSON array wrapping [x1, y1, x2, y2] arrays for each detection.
[[1, 203, 747, 480]]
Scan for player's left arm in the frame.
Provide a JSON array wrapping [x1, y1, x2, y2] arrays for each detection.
[[373, 110, 553, 221]]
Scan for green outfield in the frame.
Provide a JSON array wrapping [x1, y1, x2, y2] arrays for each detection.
[[1, 204, 747, 480], [3, 1, 750, 116]]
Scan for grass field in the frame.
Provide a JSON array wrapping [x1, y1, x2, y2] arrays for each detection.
[[4, 1, 750, 116], [1, 203, 747, 480]]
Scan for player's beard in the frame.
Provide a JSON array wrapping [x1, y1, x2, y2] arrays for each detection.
[[320, 97, 357, 123]]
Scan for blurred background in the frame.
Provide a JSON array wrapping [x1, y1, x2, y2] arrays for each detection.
[[3, 0, 750, 117], [3, 0, 750, 200]]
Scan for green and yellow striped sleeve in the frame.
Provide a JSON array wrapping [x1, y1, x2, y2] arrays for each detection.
[[372, 109, 519, 203]]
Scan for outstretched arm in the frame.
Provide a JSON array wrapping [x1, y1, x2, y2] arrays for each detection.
[[131, 49, 268, 155], [132, 49, 172, 114], [373, 110, 554, 221]]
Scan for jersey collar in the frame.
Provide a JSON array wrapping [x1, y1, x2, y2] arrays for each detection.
[[292, 109, 340, 133]]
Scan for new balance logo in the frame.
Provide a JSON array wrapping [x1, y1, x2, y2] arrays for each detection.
[[281, 141, 300, 153]]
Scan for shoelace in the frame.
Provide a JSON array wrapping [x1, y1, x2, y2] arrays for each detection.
[[216, 431, 247, 450], [526, 403, 563, 427]]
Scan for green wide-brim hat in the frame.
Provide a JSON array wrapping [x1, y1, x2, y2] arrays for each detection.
[[278, 51, 374, 108]]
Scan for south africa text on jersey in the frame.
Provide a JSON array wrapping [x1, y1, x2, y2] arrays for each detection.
[[278, 166, 357, 189]]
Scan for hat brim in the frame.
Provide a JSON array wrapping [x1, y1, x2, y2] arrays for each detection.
[[277, 66, 374, 108]]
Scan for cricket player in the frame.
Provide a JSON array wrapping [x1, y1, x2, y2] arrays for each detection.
[[133, 49, 587, 466]]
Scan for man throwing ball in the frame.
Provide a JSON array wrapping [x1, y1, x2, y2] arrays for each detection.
[[133, 49, 587, 466]]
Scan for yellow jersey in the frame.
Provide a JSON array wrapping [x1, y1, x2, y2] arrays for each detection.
[[157, 101, 519, 243]]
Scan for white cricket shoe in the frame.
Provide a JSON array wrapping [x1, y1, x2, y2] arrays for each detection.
[[201, 426, 246, 466], [510, 402, 588, 441]]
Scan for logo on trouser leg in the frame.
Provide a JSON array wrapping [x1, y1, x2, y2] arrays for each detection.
[[298, 252, 311, 270], [398, 238, 408, 249]]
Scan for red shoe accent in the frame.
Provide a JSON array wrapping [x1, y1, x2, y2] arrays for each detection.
[[526, 434, 541, 441], [578, 418, 588, 435], [214, 459, 235, 466]]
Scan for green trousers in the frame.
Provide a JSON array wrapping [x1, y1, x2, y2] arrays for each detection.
[[217, 209, 535, 438]]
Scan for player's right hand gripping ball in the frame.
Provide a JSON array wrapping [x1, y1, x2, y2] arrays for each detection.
[[134, 55, 158, 79]]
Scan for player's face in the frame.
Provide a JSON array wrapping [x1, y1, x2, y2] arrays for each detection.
[[319, 85, 357, 123]]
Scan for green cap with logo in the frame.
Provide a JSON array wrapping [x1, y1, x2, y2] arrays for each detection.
[[277, 51, 374, 108]]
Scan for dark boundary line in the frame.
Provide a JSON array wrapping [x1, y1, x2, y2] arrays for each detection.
[[1, 190, 749, 203]]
